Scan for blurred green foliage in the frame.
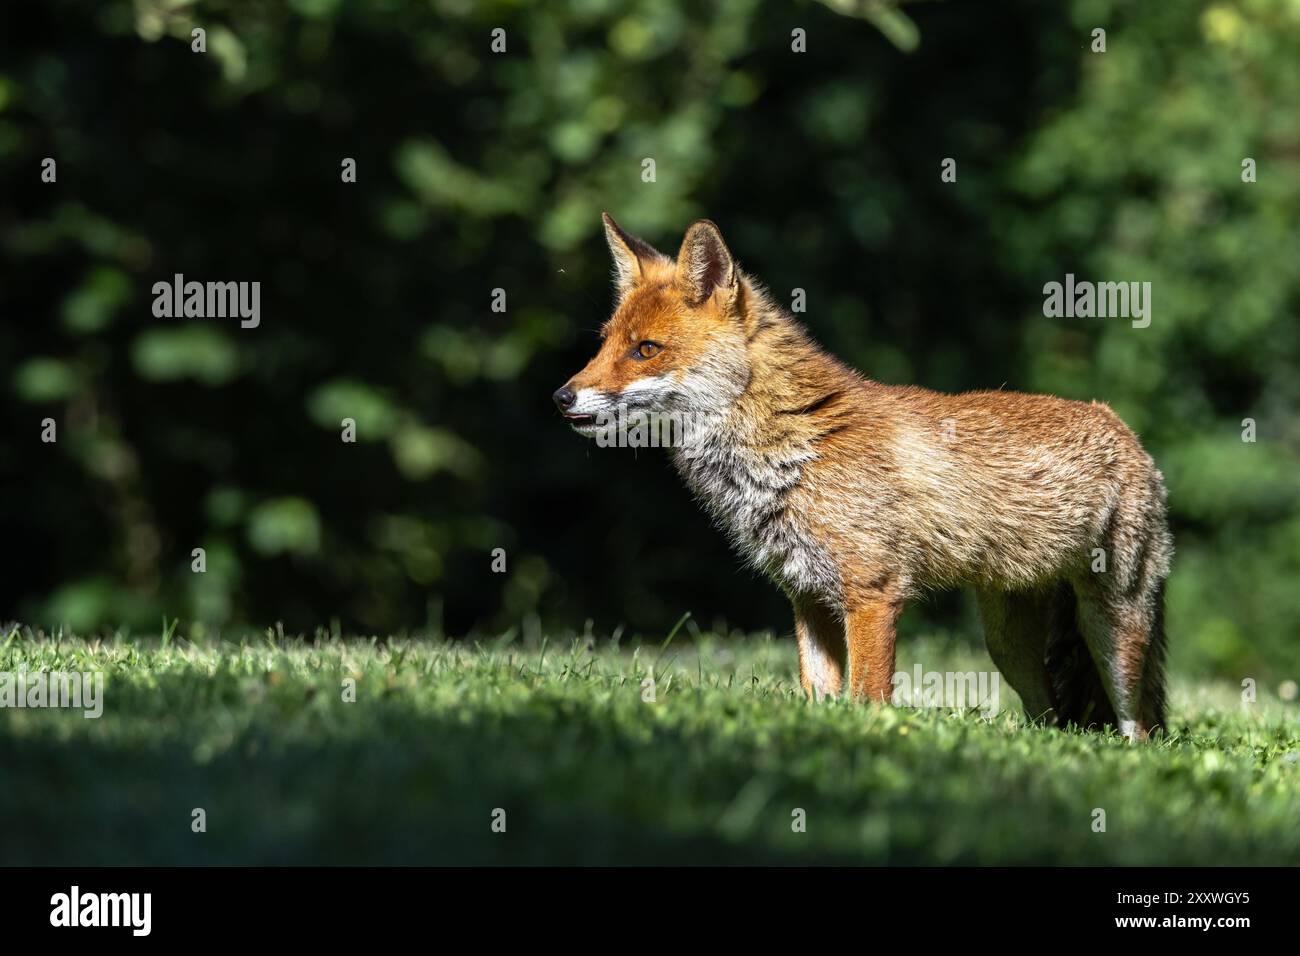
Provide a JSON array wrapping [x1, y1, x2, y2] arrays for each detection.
[[2, 0, 1297, 680]]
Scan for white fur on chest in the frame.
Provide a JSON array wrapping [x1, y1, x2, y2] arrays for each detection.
[[673, 436, 840, 600]]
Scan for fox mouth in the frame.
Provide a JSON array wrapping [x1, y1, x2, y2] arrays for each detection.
[[564, 412, 599, 429]]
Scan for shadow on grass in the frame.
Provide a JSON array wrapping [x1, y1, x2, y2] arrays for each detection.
[[0, 705, 870, 865], [4, 657, 1298, 866]]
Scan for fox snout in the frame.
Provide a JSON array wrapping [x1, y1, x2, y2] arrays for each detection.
[[553, 380, 601, 430]]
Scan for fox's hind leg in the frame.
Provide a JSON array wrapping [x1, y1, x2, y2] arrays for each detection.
[[1072, 549, 1170, 740], [976, 588, 1058, 724], [1044, 582, 1118, 731], [793, 598, 844, 701]]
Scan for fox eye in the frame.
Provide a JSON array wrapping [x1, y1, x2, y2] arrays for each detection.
[[633, 341, 662, 360]]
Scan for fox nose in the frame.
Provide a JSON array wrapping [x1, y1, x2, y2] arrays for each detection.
[[553, 386, 576, 411]]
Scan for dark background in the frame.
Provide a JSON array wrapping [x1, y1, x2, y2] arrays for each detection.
[[2, 0, 1298, 680]]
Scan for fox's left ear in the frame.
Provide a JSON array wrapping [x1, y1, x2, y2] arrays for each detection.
[[676, 219, 738, 309], [603, 212, 666, 301]]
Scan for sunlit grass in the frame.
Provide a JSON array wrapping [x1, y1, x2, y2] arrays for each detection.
[[2, 624, 1297, 865]]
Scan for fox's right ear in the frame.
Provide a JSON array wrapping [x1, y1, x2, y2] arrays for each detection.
[[603, 212, 664, 300]]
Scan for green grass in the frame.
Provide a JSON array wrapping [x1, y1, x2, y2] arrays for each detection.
[[2, 623, 1298, 865]]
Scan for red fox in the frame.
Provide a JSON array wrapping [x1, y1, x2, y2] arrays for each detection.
[[555, 214, 1173, 739]]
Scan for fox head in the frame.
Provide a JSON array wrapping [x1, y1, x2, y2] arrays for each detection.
[[554, 214, 754, 438]]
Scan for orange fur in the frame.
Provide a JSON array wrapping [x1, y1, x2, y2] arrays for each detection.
[[558, 215, 1173, 738]]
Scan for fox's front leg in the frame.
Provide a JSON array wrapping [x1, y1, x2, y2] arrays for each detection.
[[845, 600, 902, 703], [793, 599, 844, 701]]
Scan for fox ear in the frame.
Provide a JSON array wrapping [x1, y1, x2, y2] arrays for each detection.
[[603, 212, 664, 300], [675, 219, 737, 308]]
